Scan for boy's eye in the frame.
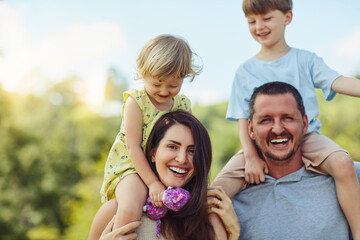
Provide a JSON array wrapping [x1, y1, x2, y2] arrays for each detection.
[[248, 20, 255, 24], [264, 17, 272, 21], [153, 84, 161, 87], [170, 85, 178, 89]]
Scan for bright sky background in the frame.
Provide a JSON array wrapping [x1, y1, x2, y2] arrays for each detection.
[[1, 0, 360, 109]]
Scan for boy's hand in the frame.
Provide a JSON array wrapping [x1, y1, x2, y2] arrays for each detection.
[[245, 155, 269, 184], [148, 181, 166, 207]]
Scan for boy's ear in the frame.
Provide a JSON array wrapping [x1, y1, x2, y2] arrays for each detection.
[[284, 10, 293, 26]]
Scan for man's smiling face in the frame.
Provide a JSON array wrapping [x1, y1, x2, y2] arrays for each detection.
[[249, 93, 308, 165]]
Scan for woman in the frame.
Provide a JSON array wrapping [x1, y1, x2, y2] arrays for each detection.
[[89, 111, 240, 240]]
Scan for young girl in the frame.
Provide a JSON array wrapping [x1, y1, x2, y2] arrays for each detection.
[[99, 34, 201, 230]]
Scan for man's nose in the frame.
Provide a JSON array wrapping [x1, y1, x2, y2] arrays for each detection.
[[272, 120, 284, 134]]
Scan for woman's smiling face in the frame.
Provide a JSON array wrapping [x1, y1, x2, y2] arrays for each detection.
[[152, 123, 195, 188]]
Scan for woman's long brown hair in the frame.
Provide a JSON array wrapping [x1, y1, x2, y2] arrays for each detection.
[[145, 111, 215, 240]]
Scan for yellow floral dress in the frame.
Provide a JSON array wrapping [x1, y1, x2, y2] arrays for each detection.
[[100, 88, 191, 202]]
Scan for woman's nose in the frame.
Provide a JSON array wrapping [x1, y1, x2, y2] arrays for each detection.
[[175, 150, 187, 164]]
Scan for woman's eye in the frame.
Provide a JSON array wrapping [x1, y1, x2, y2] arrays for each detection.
[[188, 148, 195, 154], [168, 145, 177, 150]]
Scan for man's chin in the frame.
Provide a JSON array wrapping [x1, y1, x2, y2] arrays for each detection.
[[264, 151, 295, 163]]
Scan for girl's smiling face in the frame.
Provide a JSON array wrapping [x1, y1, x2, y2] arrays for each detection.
[[152, 123, 195, 188]]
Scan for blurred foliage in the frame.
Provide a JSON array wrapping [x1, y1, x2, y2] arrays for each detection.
[[0, 77, 359, 239]]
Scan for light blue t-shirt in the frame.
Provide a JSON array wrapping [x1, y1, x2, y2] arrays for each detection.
[[226, 48, 341, 134], [232, 162, 360, 240]]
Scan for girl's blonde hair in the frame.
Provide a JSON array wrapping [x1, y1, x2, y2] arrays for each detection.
[[136, 34, 201, 82]]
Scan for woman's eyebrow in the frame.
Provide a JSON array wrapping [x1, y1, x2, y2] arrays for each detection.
[[167, 140, 195, 148], [168, 140, 181, 145]]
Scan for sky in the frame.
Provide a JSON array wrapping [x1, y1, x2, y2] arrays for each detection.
[[1, 0, 360, 109]]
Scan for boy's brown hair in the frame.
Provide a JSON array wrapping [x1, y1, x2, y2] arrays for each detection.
[[242, 0, 292, 16]]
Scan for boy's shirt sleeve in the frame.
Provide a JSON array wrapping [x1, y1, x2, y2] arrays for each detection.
[[307, 51, 341, 101], [226, 65, 251, 122]]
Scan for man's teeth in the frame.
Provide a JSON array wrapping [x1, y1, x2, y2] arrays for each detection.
[[169, 167, 187, 174], [271, 138, 288, 144]]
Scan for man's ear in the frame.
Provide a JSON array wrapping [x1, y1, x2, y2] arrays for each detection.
[[285, 10, 293, 26], [248, 119, 255, 140], [302, 114, 309, 135]]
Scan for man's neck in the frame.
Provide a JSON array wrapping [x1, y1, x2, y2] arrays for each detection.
[[265, 152, 304, 179]]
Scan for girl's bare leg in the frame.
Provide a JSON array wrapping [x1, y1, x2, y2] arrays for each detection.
[[113, 174, 148, 229]]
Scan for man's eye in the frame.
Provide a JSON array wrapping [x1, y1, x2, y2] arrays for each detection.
[[260, 119, 271, 123]]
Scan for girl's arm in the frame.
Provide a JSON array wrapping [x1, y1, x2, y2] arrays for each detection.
[[123, 97, 165, 207], [238, 119, 268, 184], [208, 186, 240, 240], [331, 76, 360, 97]]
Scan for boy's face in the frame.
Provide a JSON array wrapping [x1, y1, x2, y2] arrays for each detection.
[[246, 10, 292, 49]]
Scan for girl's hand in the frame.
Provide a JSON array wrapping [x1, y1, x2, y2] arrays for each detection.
[[148, 181, 166, 207], [100, 215, 141, 240], [207, 186, 240, 240], [244, 155, 268, 184]]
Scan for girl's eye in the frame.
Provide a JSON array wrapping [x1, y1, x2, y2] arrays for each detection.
[[170, 85, 178, 88]]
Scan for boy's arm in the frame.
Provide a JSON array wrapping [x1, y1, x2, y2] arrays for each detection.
[[238, 119, 268, 184], [123, 97, 165, 206], [331, 76, 360, 97]]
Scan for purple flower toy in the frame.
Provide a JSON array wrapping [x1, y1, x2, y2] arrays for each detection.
[[143, 187, 190, 237]]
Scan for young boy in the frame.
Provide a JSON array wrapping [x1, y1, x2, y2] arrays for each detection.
[[212, 0, 360, 238]]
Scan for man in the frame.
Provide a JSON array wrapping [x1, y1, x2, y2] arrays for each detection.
[[226, 81, 359, 239]]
